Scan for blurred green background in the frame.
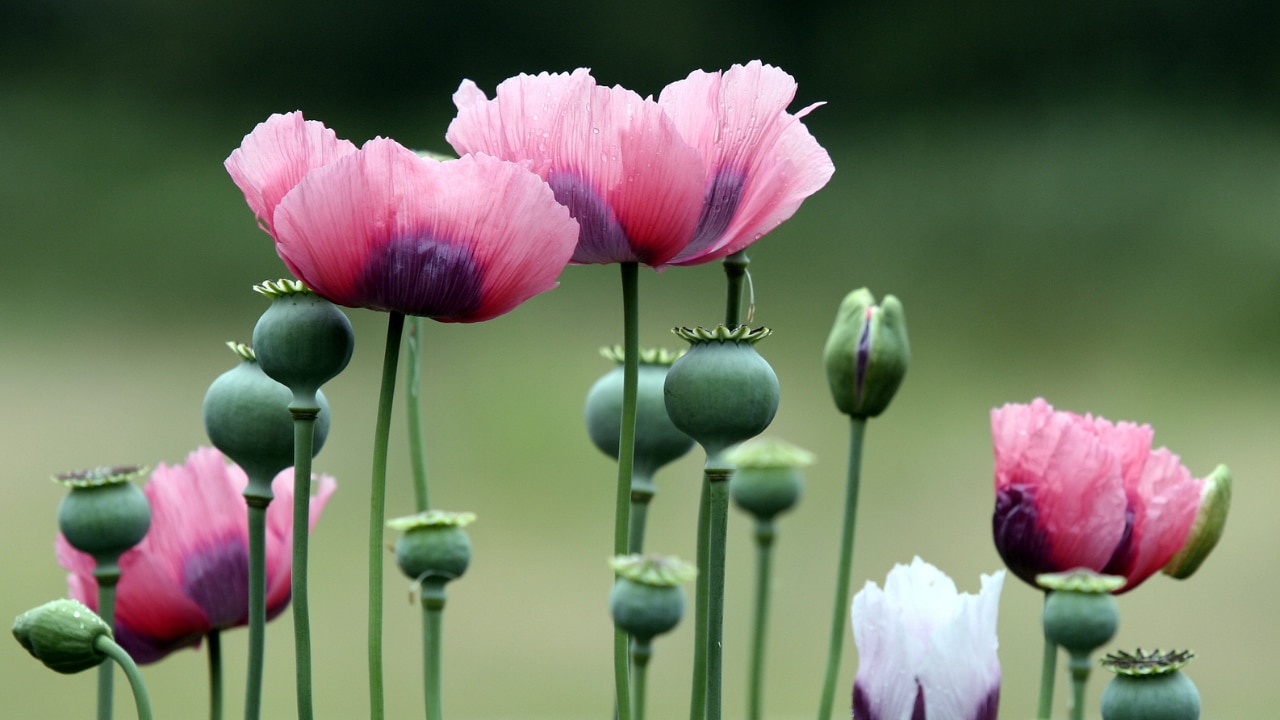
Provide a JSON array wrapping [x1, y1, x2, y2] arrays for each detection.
[[3, 1, 1278, 718]]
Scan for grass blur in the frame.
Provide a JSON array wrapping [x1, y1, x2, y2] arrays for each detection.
[[2, 79, 1278, 719]]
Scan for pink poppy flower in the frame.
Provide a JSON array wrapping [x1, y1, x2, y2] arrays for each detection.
[[56, 447, 336, 664], [226, 112, 579, 322], [446, 62, 832, 268], [852, 558, 1003, 720], [991, 398, 1205, 592]]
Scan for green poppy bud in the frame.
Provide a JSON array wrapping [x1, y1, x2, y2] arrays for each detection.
[[664, 326, 779, 463], [13, 599, 111, 674], [823, 289, 909, 418], [726, 437, 813, 521], [584, 347, 694, 479], [1039, 569, 1123, 656], [252, 279, 354, 407], [55, 466, 151, 562], [1164, 465, 1231, 580], [388, 510, 476, 584], [609, 554, 696, 643], [1100, 649, 1200, 720]]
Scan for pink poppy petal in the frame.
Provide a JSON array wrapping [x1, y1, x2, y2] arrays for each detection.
[[1105, 448, 1203, 589]]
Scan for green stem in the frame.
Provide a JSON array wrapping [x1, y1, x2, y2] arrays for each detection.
[[94, 562, 120, 720], [1068, 654, 1090, 720], [631, 641, 652, 720], [422, 581, 447, 720], [704, 467, 731, 720], [722, 251, 749, 327], [614, 261, 639, 720], [290, 408, 319, 720], [816, 417, 866, 720], [407, 315, 430, 512], [208, 630, 223, 720], [1037, 593, 1057, 720], [747, 520, 776, 720], [688, 478, 710, 720], [368, 311, 405, 720], [243, 489, 271, 720], [627, 478, 654, 554], [94, 636, 153, 720]]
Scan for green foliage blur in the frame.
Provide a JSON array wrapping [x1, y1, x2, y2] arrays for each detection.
[[2, 1, 1277, 718]]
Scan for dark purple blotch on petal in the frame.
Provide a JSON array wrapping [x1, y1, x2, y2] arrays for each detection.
[[911, 680, 926, 720], [183, 536, 249, 629], [852, 681, 878, 720], [685, 169, 746, 255], [547, 171, 638, 264], [993, 483, 1055, 586], [971, 684, 1000, 720], [1102, 504, 1137, 579], [358, 235, 483, 319], [112, 620, 201, 665]]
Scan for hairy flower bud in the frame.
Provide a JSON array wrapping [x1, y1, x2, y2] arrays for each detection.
[[823, 289, 908, 418]]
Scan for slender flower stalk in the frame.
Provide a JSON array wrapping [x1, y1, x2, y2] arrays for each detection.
[[290, 413, 318, 720], [722, 250, 750, 327], [407, 316, 430, 512], [244, 491, 269, 720], [612, 261, 641, 720], [208, 631, 223, 720], [93, 636, 153, 720], [368, 312, 406, 720], [95, 567, 119, 720], [747, 521, 774, 720], [421, 582, 447, 720], [1036, 596, 1057, 720]]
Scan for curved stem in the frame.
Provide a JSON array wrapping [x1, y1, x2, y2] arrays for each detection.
[[688, 478, 710, 720], [94, 562, 120, 720], [94, 636, 153, 720], [208, 630, 223, 720], [631, 641, 652, 720], [1037, 598, 1058, 720], [243, 491, 270, 720], [407, 315, 430, 512], [816, 417, 866, 720], [613, 261, 639, 720], [421, 581, 447, 720], [368, 311, 405, 720], [747, 520, 776, 720], [704, 467, 731, 720], [722, 251, 750, 327], [290, 408, 319, 720]]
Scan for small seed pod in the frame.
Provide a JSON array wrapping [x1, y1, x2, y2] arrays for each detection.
[[1100, 649, 1200, 720], [609, 554, 696, 643], [726, 437, 813, 521], [664, 326, 779, 463], [1038, 569, 1124, 655], [252, 279, 354, 407], [584, 346, 694, 478], [202, 343, 330, 492], [55, 466, 151, 562], [388, 510, 476, 584], [13, 599, 111, 674]]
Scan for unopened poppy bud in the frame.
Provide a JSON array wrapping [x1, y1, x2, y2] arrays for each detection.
[[389, 510, 476, 584], [252, 279, 354, 407], [584, 346, 694, 478], [664, 326, 779, 463], [609, 554, 696, 643], [1100, 649, 1200, 720], [1039, 569, 1123, 655], [55, 466, 151, 562], [13, 599, 111, 674], [1164, 464, 1231, 579], [823, 289, 908, 418], [726, 437, 812, 521]]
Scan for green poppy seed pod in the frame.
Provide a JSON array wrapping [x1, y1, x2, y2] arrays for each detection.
[[389, 511, 476, 583], [725, 438, 813, 521], [1100, 650, 1200, 720], [13, 599, 111, 674], [823, 289, 909, 418], [252, 280, 354, 406], [202, 343, 331, 491], [55, 466, 151, 561], [584, 347, 694, 477], [1039, 570, 1123, 655], [664, 326, 779, 463], [609, 554, 696, 643], [1164, 464, 1232, 579]]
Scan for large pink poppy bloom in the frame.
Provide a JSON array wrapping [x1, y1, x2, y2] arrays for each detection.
[[226, 112, 579, 322], [852, 558, 1004, 720], [446, 61, 832, 268], [56, 447, 336, 664], [991, 398, 1205, 592]]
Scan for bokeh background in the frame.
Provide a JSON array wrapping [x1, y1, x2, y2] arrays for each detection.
[[3, 1, 1278, 718]]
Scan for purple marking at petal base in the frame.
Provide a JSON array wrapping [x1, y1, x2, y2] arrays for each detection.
[[686, 169, 746, 253], [1102, 504, 1137, 577], [358, 235, 483, 318], [993, 484, 1055, 586], [183, 536, 249, 628], [546, 171, 634, 264], [852, 682, 878, 720], [113, 621, 202, 665], [971, 685, 1000, 720], [911, 681, 926, 720]]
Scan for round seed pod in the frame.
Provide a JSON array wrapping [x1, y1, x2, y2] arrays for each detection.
[[252, 279, 354, 406], [608, 555, 696, 644], [1039, 570, 1123, 656], [389, 510, 475, 583], [584, 347, 693, 478], [55, 466, 151, 561], [726, 438, 813, 521], [1100, 650, 1200, 720]]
